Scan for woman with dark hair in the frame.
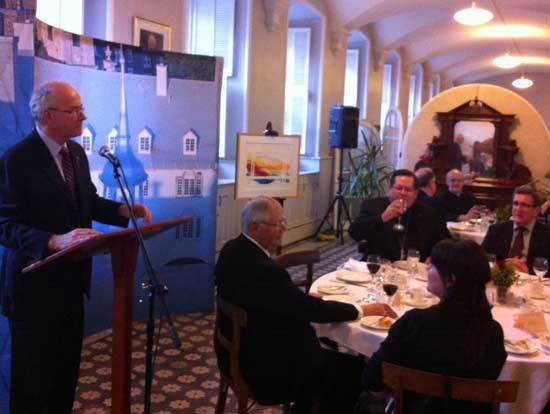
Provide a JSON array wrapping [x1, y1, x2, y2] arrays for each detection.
[[359, 239, 507, 414]]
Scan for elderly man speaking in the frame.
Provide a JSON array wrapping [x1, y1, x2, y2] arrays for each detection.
[[215, 196, 395, 414], [0, 81, 152, 414]]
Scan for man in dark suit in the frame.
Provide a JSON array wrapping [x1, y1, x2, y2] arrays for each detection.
[[414, 167, 437, 207], [434, 169, 479, 222], [215, 196, 395, 414], [0, 81, 152, 414], [482, 185, 550, 274], [349, 169, 444, 262]]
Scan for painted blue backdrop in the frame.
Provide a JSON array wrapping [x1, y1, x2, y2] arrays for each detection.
[[0, 6, 222, 412]]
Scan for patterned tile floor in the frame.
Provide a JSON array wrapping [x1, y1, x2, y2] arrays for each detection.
[[74, 239, 359, 414]]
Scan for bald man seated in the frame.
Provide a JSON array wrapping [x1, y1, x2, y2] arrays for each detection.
[[434, 169, 479, 222], [214, 196, 395, 414]]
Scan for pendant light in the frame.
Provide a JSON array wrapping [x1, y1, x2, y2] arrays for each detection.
[[512, 76, 533, 89], [493, 53, 522, 69], [454, 1, 494, 26]]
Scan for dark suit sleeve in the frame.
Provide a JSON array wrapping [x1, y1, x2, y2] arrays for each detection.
[[481, 224, 498, 258], [0, 152, 51, 259], [248, 262, 359, 323], [349, 199, 384, 241]]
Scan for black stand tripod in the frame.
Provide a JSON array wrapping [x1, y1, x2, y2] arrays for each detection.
[[105, 157, 180, 414], [315, 148, 352, 245]]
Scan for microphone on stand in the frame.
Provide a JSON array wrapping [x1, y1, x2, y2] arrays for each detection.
[[98, 145, 120, 166]]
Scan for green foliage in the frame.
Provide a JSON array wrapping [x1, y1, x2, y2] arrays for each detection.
[[491, 263, 516, 288], [341, 128, 392, 199], [495, 205, 512, 222]]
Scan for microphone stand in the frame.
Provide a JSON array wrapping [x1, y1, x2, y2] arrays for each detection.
[[106, 157, 181, 414]]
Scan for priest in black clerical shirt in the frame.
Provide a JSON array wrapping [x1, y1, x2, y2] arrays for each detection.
[[434, 169, 479, 222]]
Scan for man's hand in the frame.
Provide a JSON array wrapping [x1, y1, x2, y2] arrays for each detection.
[[361, 303, 398, 319], [47, 228, 101, 251], [458, 206, 479, 222], [505, 257, 528, 273], [381, 199, 405, 223], [309, 291, 323, 299], [119, 204, 153, 223]]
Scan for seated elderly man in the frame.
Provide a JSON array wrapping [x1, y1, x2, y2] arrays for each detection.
[[349, 169, 444, 262], [415, 167, 437, 206], [434, 169, 479, 222], [215, 196, 395, 414], [482, 186, 550, 274]]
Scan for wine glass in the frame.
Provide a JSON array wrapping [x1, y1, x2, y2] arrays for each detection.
[[366, 254, 382, 285], [382, 282, 399, 304], [486, 253, 496, 269], [533, 257, 548, 282], [392, 199, 406, 232], [407, 249, 420, 277]]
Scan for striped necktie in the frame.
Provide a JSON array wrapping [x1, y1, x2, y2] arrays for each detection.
[[59, 146, 76, 197]]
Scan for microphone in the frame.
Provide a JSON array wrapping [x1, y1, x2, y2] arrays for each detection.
[[98, 145, 120, 166]]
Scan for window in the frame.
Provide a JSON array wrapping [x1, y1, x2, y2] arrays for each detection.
[[187, 0, 235, 158], [183, 130, 198, 155], [137, 128, 152, 154], [408, 65, 423, 122], [141, 179, 150, 198], [343, 49, 359, 107], [106, 187, 117, 200], [175, 217, 202, 239], [380, 63, 393, 128], [36, 0, 83, 35], [284, 27, 310, 155], [176, 172, 203, 197], [429, 74, 440, 99], [80, 126, 92, 154], [176, 177, 184, 196], [107, 128, 118, 152]]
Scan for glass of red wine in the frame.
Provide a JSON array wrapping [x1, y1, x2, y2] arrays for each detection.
[[382, 283, 398, 304], [366, 254, 382, 285]]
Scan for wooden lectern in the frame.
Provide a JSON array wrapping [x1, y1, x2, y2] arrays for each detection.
[[23, 216, 191, 414]]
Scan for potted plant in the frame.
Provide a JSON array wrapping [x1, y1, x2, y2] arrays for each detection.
[[491, 260, 516, 302], [342, 123, 392, 217]]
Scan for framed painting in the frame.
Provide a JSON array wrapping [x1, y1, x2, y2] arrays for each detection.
[[235, 134, 300, 199], [133, 17, 172, 51]]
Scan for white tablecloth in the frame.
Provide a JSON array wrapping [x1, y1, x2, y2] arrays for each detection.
[[312, 271, 550, 414], [447, 221, 487, 244]]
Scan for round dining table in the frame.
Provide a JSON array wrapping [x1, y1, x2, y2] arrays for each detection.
[[311, 268, 550, 414]]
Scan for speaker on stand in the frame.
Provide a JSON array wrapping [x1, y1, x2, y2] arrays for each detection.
[[315, 105, 359, 245]]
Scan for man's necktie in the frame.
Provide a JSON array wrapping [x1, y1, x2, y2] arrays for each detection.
[[509, 226, 526, 259], [60, 146, 76, 197]]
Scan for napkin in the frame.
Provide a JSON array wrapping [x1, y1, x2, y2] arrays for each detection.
[[340, 258, 368, 273], [513, 311, 548, 335]]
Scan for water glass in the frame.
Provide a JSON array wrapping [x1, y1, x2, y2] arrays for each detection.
[[532, 257, 548, 281], [407, 249, 420, 276]]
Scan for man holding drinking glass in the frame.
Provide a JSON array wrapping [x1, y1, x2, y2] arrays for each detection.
[[349, 169, 444, 262], [482, 185, 550, 275]]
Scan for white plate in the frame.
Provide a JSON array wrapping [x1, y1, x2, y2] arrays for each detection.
[[336, 271, 371, 284], [317, 284, 348, 295], [360, 315, 395, 331], [504, 339, 538, 355], [322, 294, 353, 304], [404, 298, 431, 308]]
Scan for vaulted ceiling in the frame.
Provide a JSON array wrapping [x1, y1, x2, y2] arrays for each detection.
[[325, 0, 550, 83]]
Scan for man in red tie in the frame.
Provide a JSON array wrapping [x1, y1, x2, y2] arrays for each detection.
[[0, 81, 152, 414], [482, 186, 550, 274]]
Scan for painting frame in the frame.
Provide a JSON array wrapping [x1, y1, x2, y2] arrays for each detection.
[[235, 133, 301, 199], [133, 16, 172, 51]]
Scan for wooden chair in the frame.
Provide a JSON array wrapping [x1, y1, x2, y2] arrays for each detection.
[[273, 249, 321, 293], [214, 296, 291, 414], [382, 362, 519, 414]]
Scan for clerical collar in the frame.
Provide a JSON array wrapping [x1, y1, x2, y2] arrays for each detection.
[[243, 233, 271, 258]]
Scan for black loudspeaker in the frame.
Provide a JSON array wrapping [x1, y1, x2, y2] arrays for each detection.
[[328, 105, 359, 149]]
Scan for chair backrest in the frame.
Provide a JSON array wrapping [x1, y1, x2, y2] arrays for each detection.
[[215, 296, 251, 395], [272, 249, 321, 292], [382, 362, 519, 414]]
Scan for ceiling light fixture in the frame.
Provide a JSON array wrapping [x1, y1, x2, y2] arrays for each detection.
[[454, 1, 494, 26], [493, 53, 522, 68], [512, 76, 533, 89]]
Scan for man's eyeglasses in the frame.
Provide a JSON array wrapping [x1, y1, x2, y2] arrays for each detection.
[[512, 201, 535, 208], [392, 185, 415, 193], [47, 106, 85, 116], [259, 219, 287, 228]]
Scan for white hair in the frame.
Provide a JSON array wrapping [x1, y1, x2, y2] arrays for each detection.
[[241, 196, 279, 233]]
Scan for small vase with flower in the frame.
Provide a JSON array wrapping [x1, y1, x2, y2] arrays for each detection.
[[491, 260, 516, 303]]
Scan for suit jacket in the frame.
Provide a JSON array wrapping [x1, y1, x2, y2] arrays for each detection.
[[364, 305, 506, 414], [348, 197, 444, 261], [434, 189, 476, 222], [214, 234, 358, 403], [482, 220, 550, 274], [0, 131, 128, 316]]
